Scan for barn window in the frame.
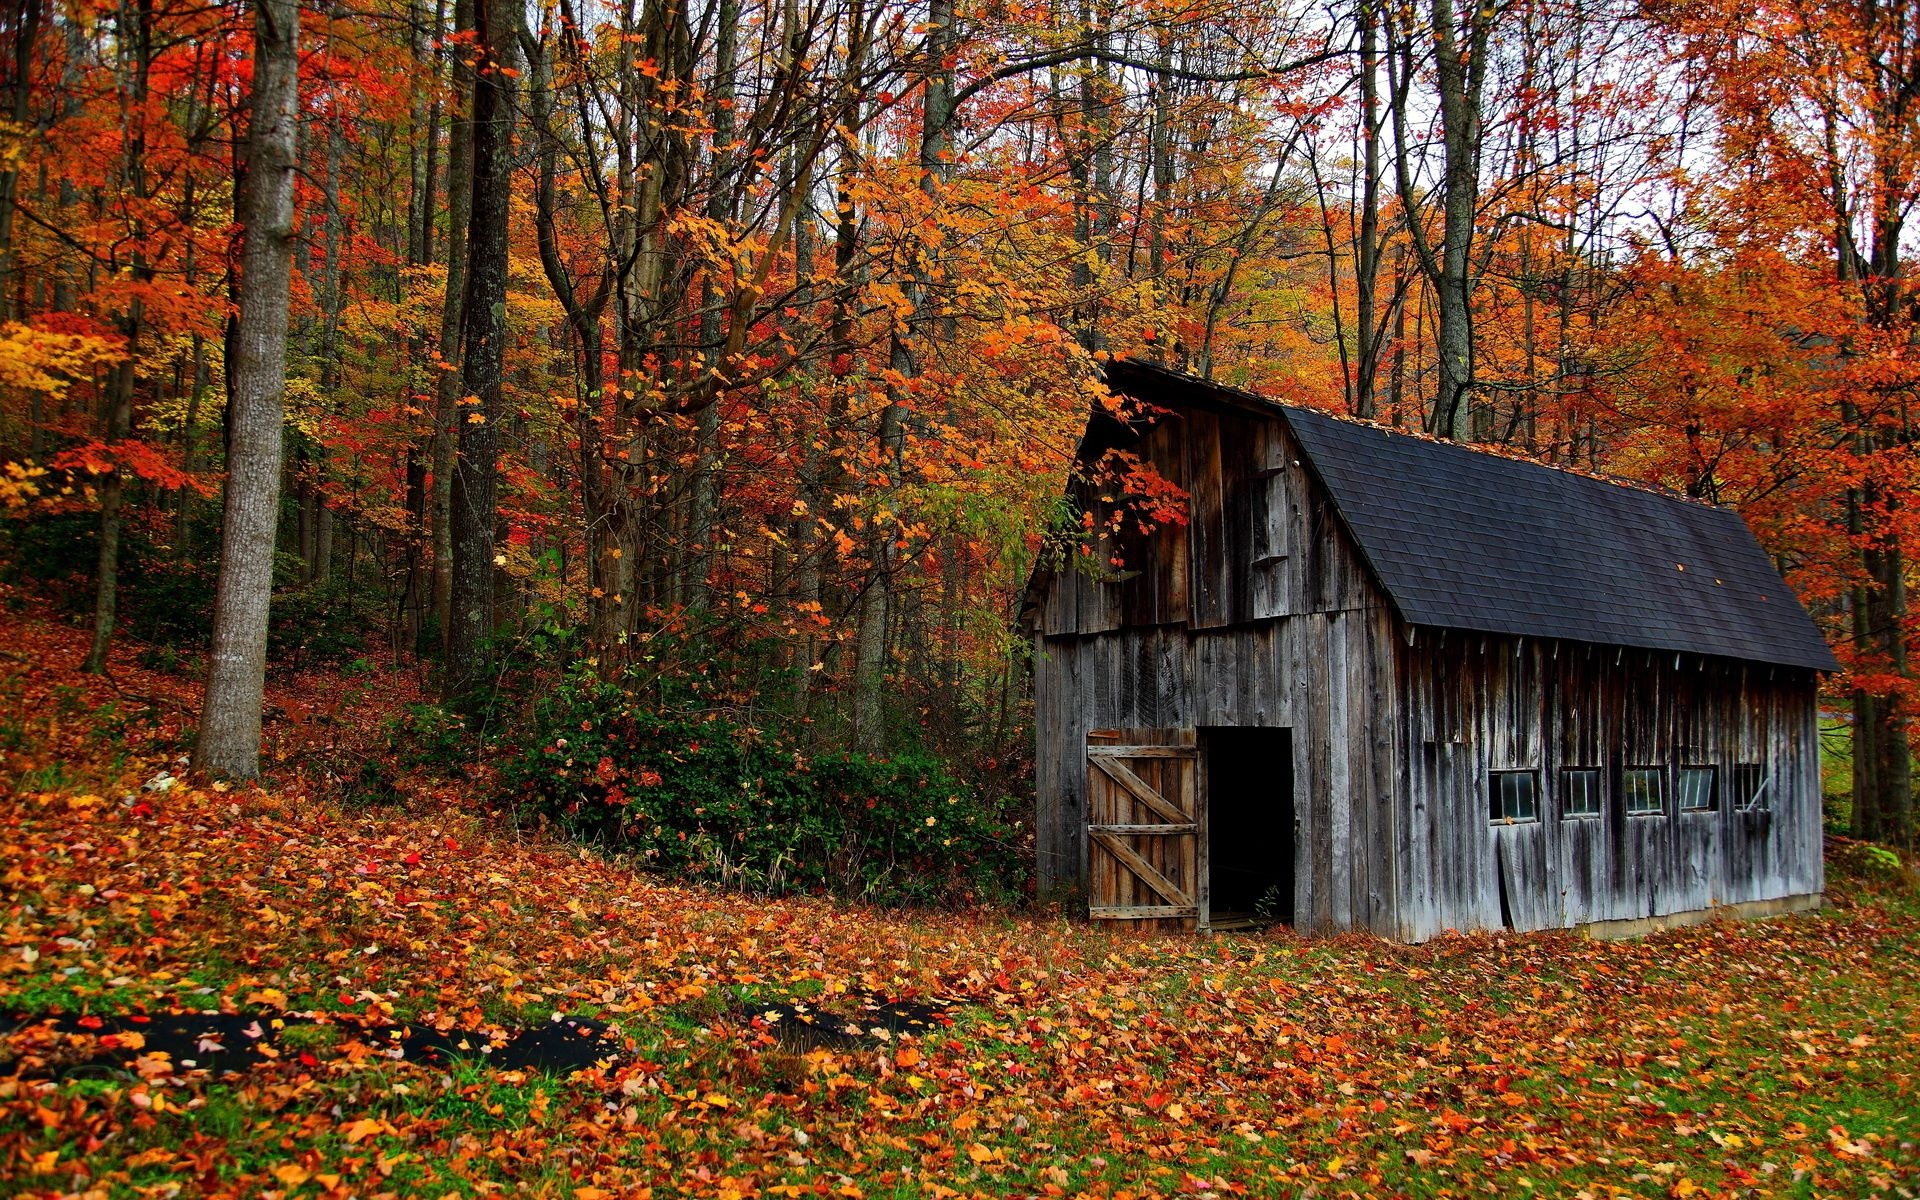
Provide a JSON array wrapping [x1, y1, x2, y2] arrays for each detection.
[[1678, 766, 1717, 812], [1624, 767, 1666, 815], [1731, 763, 1769, 811], [1489, 770, 1539, 823], [1561, 768, 1602, 818]]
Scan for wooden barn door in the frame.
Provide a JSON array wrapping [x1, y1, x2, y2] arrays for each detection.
[[1086, 731, 1200, 931]]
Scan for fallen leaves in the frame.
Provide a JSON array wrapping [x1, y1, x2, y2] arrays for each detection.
[[0, 603, 1917, 1198]]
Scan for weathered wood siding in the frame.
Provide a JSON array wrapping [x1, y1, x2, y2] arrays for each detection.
[[1033, 410, 1402, 934], [1038, 409, 1373, 638], [1034, 615, 1403, 934], [1395, 635, 1824, 941], [1034, 402, 1826, 942]]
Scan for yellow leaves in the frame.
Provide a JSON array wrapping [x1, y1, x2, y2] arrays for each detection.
[[271, 1164, 309, 1187], [0, 321, 126, 400], [341, 1117, 388, 1143], [467, 412, 487, 424], [0, 459, 48, 512], [1828, 1126, 1875, 1157], [131, 1050, 175, 1079]]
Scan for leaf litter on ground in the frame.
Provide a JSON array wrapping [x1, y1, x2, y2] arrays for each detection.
[[2, 598, 1917, 1198]]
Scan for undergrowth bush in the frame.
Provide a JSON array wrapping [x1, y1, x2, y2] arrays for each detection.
[[0, 511, 216, 649], [269, 571, 375, 669], [1829, 837, 1913, 886], [503, 669, 1025, 907]]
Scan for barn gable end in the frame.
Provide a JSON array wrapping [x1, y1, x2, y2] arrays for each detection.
[[1032, 395, 1402, 935]]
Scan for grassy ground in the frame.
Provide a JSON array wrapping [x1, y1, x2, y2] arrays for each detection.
[[2, 601, 1917, 1199]]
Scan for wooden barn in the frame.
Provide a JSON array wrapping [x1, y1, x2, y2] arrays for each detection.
[[1026, 360, 1838, 939]]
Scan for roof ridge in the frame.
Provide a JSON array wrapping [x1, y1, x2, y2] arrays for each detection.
[[1109, 356, 1718, 510]]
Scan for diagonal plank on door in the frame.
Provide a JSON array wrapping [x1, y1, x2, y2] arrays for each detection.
[[1087, 754, 1192, 826], [1089, 830, 1194, 907]]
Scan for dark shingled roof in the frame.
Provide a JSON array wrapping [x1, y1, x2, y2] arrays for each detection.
[[1102, 360, 1839, 671]]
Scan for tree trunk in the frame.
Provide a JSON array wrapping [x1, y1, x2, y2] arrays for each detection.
[[687, 0, 740, 613], [84, 355, 134, 674], [432, 0, 475, 647], [84, 0, 153, 674], [528, 18, 615, 658], [194, 0, 299, 778], [444, 0, 518, 711], [0, 0, 42, 320], [1430, 0, 1486, 441], [1386, 0, 1491, 440], [1354, 0, 1383, 418]]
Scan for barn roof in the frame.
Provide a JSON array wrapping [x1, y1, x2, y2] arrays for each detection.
[[1099, 359, 1839, 672]]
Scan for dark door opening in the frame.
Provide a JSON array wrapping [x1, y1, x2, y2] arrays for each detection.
[[1202, 726, 1295, 926]]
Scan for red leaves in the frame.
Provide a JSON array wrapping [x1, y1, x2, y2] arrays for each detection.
[[2, 604, 1918, 1197], [48, 438, 211, 496]]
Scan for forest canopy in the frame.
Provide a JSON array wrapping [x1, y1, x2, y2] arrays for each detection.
[[0, 0, 1913, 841]]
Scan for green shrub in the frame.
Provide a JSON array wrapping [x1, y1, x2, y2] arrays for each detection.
[[268, 577, 370, 668], [0, 511, 216, 648], [502, 670, 1025, 908], [388, 703, 472, 771]]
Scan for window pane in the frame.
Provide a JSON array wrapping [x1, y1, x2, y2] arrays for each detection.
[[1732, 763, 1767, 811], [1625, 767, 1665, 815], [1490, 771, 1538, 822], [1679, 766, 1716, 811], [1562, 768, 1601, 818]]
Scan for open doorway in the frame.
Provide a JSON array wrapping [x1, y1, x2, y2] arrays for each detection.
[[1202, 726, 1295, 927]]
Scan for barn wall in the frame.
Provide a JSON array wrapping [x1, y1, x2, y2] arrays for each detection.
[[1032, 611, 1402, 934], [1395, 635, 1824, 941], [1033, 408, 1403, 934]]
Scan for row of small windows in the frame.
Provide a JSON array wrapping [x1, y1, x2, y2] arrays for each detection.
[[1490, 763, 1770, 823]]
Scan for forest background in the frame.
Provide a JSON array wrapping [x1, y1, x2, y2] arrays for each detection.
[[0, 0, 1915, 868]]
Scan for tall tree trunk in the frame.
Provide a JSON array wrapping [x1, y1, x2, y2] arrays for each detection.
[[528, 18, 615, 658], [1387, 0, 1492, 440], [84, 0, 153, 674], [194, 0, 300, 778], [687, 0, 740, 613], [1354, 0, 1383, 418], [444, 0, 518, 711], [1429, 0, 1487, 440], [0, 0, 42, 319], [852, 0, 949, 751], [432, 0, 475, 647], [84, 353, 134, 673]]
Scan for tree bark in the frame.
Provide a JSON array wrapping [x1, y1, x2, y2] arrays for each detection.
[[194, 0, 300, 778], [444, 0, 518, 711], [1354, 0, 1383, 417], [1387, 0, 1494, 440], [687, 0, 741, 613], [84, 0, 153, 674], [431, 0, 475, 647], [84, 354, 134, 674], [0, 0, 42, 320]]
